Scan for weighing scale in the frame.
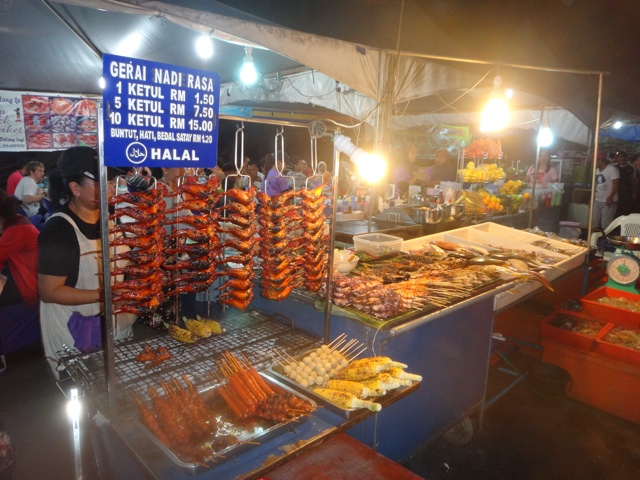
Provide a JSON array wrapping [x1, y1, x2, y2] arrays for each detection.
[[605, 236, 640, 293]]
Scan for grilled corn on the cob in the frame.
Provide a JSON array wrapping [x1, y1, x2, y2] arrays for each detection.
[[196, 315, 223, 335], [334, 356, 408, 381], [164, 323, 198, 344], [383, 367, 422, 382], [182, 317, 212, 338], [325, 379, 378, 398], [313, 388, 382, 412]]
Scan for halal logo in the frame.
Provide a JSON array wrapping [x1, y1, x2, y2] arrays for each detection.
[[126, 142, 147, 164]]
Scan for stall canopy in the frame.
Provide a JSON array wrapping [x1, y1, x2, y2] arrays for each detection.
[[1, 0, 639, 144]]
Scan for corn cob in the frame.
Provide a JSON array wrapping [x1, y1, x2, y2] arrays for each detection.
[[182, 316, 212, 338], [334, 356, 408, 381], [313, 388, 382, 412], [325, 379, 378, 398], [164, 323, 198, 344], [196, 315, 223, 335], [383, 367, 423, 382], [358, 373, 405, 392]]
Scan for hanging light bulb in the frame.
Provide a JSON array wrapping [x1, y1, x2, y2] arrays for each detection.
[[613, 121, 623, 129], [195, 34, 214, 59], [98, 76, 106, 89], [538, 111, 554, 148], [480, 75, 510, 132], [334, 134, 387, 183], [239, 46, 258, 85]]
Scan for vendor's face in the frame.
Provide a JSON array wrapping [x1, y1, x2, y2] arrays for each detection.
[[74, 177, 100, 210], [295, 161, 308, 172], [435, 152, 448, 166], [539, 153, 550, 167]]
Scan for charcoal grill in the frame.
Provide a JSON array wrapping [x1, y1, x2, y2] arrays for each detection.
[[59, 309, 321, 419]]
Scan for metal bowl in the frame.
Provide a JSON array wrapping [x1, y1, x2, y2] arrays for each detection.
[[607, 235, 640, 250], [444, 203, 466, 220], [413, 206, 443, 224]]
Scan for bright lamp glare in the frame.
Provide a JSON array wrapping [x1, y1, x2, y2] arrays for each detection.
[[613, 121, 623, 129], [116, 32, 143, 56], [538, 127, 554, 147], [240, 47, 258, 85], [98, 76, 106, 89], [505, 88, 514, 99], [66, 388, 81, 422], [480, 98, 509, 132], [358, 153, 386, 183], [195, 35, 213, 59]]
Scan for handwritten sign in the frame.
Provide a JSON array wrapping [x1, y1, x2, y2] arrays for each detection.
[[102, 54, 220, 168]]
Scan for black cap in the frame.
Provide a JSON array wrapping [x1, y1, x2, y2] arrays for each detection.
[[57, 146, 98, 181]]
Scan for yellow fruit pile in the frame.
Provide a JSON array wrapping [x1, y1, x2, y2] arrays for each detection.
[[458, 161, 506, 183], [499, 179, 525, 195]]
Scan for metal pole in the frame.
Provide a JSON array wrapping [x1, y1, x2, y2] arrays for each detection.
[[583, 73, 604, 294], [528, 108, 545, 228], [97, 105, 118, 421], [323, 145, 341, 343]]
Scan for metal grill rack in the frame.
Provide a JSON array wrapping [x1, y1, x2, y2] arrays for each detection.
[[60, 309, 321, 418]]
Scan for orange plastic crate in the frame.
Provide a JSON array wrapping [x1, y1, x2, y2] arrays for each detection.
[[595, 324, 640, 365], [540, 310, 608, 351], [580, 286, 640, 328]]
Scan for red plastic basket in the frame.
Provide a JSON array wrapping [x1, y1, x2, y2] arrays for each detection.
[[581, 286, 640, 328], [595, 323, 640, 365], [540, 310, 608, 351]]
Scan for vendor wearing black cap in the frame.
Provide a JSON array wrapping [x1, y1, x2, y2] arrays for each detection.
[[38, 146, 135, 378]]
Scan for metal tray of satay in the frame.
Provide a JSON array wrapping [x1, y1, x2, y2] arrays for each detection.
[[268, 336, 368, 418], [134, 373, 316, 471]]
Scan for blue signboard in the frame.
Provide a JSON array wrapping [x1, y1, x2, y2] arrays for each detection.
[[102, 54, 220, 168]]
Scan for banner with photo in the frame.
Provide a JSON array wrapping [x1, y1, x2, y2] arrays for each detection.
[[0, 90, 99, 152]]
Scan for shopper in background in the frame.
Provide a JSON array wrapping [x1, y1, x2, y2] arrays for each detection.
[[5, 159, 29, 196], [392, 143, 421, 187], [592, 154, 620, 231], [13, 160, 47, 218], [526, 150, 559, 188], [262, 151, 291, 197], [0, 190, 39, 307], [287, 156, 312, 191], [317, 161, 332, 186], [423, 148, 457, 186], [614, 151, 637, 217], [237, 158, 264, 191], [38, 146, 135, 379]]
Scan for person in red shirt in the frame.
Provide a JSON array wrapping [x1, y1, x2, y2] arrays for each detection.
[[6, 160, 29, 197], [0, 189, 39, 306]]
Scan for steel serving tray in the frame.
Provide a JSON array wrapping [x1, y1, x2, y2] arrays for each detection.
[[268, 350, 412, 418], [135, 374, 316, 471]]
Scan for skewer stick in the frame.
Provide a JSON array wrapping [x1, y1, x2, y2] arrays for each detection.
[[338, 339, 358, 354], [327, 333, 346, 348], [348, 345, 368, 360]]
